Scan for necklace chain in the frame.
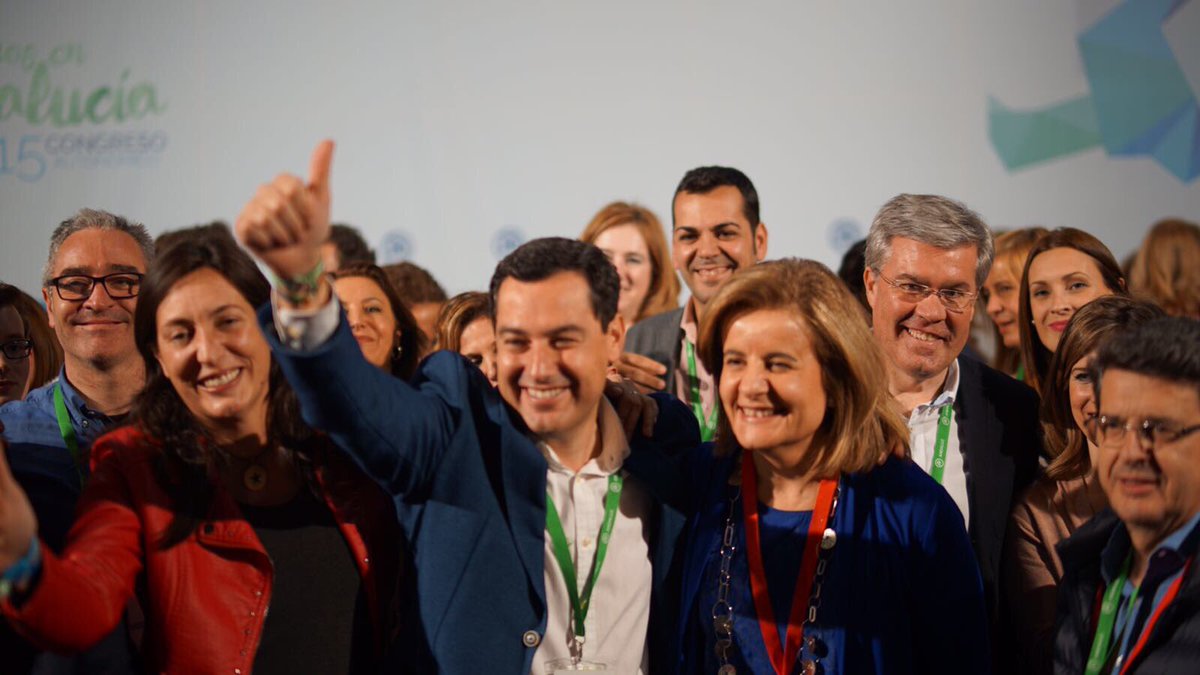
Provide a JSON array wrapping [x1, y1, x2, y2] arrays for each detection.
[[711, 482, 840, 672]]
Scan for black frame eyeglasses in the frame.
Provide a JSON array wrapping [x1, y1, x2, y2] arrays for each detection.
[[1096, 414, 1200, 448], [876, 272, 978, 312], [0, 338, 33, 360], [46, 272, 144, 301]]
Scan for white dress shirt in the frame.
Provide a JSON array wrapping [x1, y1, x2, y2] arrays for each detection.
[[907, 358, 969, 527], [535, 400, 652, 674], [272, 294, 653, 674]]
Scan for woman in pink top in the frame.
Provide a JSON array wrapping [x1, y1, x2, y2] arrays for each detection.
[[1004, 296, 1164, 675]]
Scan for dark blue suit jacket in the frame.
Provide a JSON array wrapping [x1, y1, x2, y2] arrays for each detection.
[[261, 307, 700, 674]]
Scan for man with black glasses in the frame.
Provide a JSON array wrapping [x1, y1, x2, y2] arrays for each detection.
[[1056, 317, 1200, 674], [0, 208, 150, 674]]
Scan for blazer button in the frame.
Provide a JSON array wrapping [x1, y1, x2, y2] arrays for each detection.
[[522, 630, 541, 648]]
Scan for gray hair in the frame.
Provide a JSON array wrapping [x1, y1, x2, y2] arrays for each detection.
[[864, 194, 994, 288], [42, 208, 154, 284]]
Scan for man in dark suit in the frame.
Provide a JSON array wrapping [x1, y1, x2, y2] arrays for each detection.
[[618, 166, 768, 441], [236, 141, 700, 674], [861, 194, 1040, 639], [1057, 318, 1200, 674]]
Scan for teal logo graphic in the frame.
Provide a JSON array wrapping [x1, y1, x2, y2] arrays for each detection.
[[989, 0, 1199, 182]]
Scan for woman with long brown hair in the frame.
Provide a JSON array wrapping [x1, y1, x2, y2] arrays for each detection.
[[1005, 296, 1164, 674], [0, 226, 399, 673], [331, 263, 424, 380], [679, 258, 987, 674], [1017, 228, 1127, 394]]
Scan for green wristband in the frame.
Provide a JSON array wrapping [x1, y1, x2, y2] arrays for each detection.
[[271, 259, 325, 304]]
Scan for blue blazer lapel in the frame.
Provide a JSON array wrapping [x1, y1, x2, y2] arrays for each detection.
[[497, 407, 549, 611]]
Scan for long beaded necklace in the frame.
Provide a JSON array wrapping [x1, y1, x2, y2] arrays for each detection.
[[711, 464, 841, 675]]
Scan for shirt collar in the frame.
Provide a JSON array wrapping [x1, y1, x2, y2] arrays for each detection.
[[913, 358, 960, 415], [1101, 510, 1200, 584], [679, 298, 699, 345], [56, 368, 118, 424], [537, 398, 631, 477]]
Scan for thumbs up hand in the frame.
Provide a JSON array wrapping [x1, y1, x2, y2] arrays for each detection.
[[0, 436, 37, 574], [235, 140, 335, 281]]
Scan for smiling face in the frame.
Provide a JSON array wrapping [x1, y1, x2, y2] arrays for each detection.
[[1027, 247, 1116, 353], [459, 316, 497, 386], [983, 262, 1021, 348], [864, 237, 977, 384], [334, 275, 399, 371], [593, 223, 653, 324], [44, 228, 147, 371], [154, 268, 272, 444], [1068, 351, 1099, 452], [494, 271, 622, 449], [719, 308, 826, 469], [1096, 369, 1200, 542], [0, 305, 31, 405], [672, 186, 767, 314]]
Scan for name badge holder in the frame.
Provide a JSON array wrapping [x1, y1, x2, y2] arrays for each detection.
[[545, 657, 608, 673]]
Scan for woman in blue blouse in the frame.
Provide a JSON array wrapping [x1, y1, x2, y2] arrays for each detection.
[[677, 259, 990, 674]]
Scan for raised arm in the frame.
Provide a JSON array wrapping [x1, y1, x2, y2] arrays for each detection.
[[0, 437, 142, 653], [236, 140, 478, 496]]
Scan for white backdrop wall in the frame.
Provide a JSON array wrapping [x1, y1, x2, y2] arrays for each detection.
[[2, 0, 1198, 297]]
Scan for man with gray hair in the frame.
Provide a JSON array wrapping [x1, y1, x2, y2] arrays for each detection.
[[862, 193, 1040, 651], [0, 208, 150, 674]]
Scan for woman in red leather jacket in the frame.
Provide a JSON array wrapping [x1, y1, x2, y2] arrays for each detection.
[[0, 225, 400, 674]]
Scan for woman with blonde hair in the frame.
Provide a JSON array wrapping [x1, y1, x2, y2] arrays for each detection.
[[433, 291, 496, 386], [580, 201, 679, 325], [677, 258, 987, 674], [1005, 296, 1163, 675], [1128, 217, 1200, 318], [981, 227, 1046, 379]]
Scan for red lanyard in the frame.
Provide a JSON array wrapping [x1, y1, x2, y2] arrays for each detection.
[[1093, 557, 1193, 675], [741, 451, 837, 675]]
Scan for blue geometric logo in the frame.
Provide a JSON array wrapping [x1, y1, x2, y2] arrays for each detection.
[[379, 230, 413, 264], [491, 227, 526, 260], [989, 0, 1200, 182], [828, 218, 864, 254]]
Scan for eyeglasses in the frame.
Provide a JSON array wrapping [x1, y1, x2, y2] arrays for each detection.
[[1096, 415, 1200, 448], [0, 339, 32, 360], [46, 273, 143, 301], [875, 272, 978, 312]]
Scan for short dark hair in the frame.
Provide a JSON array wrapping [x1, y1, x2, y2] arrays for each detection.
[[673, 166, 760, 228], [1093, 317, 1200, 405], [489, 237, 619, 329], [329, 223, 376, 267], [382, 261, 448, 305]]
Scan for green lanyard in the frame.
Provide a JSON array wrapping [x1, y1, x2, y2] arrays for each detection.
[[52, 382, 86, 487], [1086, 553, 1139, 675], [929, 404, 954, 484], [544, 473, 623, 642], [683, 340, 719, 442]]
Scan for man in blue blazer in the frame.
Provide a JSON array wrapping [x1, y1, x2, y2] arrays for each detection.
[[236, 141, 700, 674]]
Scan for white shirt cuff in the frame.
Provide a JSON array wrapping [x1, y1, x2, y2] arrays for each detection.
[[272, 289, 341, 352]]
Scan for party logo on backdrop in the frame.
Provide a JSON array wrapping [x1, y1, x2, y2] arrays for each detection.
[[0, 41, 168, 182], [988, 0, 1199, 182]]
